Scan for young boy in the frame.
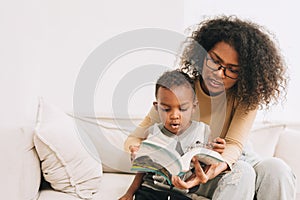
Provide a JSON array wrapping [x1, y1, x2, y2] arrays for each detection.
[[119, 70, 225, 200]]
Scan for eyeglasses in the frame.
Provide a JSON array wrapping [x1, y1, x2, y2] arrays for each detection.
[[205, 56, 239, 80]]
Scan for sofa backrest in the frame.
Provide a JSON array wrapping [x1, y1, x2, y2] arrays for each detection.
[[249, 122, 300, 193]]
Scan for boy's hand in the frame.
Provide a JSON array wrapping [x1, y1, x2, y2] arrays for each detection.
[[129, 145, 140, 161], [118, 193, 134, 200], [211, 137, 226, 154], [118, 193, 133, 200]]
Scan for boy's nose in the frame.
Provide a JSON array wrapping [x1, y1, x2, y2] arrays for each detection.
[[170, 112, 180, 119]]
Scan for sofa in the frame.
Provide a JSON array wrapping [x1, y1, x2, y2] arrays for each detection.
[[1, 100, 299, 200]]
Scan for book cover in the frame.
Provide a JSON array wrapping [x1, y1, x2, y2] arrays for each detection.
[[131, 139, 224, 185]]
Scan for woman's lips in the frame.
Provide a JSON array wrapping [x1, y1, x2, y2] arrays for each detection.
[[208, 78, 223, 88]]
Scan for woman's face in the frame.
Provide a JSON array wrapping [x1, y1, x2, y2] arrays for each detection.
[[201, 41, 239, 96]]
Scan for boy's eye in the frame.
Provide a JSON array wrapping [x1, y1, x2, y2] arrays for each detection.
[[159, 106, 189, 112], [160, 107, 170, 112], [180, 108, 188, 111]]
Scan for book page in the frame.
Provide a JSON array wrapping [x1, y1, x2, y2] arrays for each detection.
[[181, 147, 224, 169]]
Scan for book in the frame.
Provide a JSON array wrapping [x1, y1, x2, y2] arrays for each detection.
[[131, 139, 224, 185]]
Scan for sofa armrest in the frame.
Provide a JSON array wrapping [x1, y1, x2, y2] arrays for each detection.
[[250, 122, 300, 197], [274, 128, 300, 195], [0, 126, 41, 200]]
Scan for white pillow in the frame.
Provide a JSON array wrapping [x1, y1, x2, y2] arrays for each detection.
[[72, 116, 134, 173], [33, 99, 102, 199]]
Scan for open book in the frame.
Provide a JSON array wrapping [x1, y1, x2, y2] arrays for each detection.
[[131, 139, 224, 185]]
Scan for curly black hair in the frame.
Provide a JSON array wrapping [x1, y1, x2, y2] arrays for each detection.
[[180, 15, 288, 111], [155, 70, 195, 98]]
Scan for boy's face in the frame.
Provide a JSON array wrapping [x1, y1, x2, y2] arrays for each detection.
[[154, 85, 197, 135]]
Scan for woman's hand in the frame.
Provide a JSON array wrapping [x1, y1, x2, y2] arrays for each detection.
[[211, 137, 226, 154], [171, 157, 228, 189]]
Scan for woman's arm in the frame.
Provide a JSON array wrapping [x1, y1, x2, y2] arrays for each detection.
[[221, 106, 257, 167], [124, 106, 160, 152], [195, 80, 258, 168], [210, 137, 226, 153]]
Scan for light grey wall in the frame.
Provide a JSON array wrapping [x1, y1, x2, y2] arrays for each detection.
[[2, 0, 298, 126], [0, 0, 184, 125]]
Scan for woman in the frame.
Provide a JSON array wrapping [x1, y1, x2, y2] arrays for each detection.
[[125, 16, 296, 200]]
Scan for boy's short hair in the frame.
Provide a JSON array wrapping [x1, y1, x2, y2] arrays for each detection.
[[155, 70, 195, 98]]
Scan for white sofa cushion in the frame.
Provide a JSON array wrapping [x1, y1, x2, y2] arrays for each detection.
[[96, 173, 135, 199], [33, 99, 103, 199], [38, 173, 135, 200]]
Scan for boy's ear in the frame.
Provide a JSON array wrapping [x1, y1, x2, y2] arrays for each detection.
[[153, 102, 158, 110], [192, 100, 198, 112]]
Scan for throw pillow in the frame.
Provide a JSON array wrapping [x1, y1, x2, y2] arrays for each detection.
[[33, 99, 102, 199]]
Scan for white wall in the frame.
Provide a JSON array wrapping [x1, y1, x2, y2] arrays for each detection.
[[0, 0, 184, 126], [184, 0, 300, 123], [2, 0, 299, 126]]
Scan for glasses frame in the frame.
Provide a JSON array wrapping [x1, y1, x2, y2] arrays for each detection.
[[205, 56, 239, 80]]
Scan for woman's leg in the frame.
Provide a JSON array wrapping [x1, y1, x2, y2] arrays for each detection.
[[194, 160, 256, 200], [254, 157, 296, 200]]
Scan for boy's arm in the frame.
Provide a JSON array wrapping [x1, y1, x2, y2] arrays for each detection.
[[118, 173, 145, 200]]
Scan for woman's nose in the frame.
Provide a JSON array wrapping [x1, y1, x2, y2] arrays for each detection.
[[214, 67, 226, 79]]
